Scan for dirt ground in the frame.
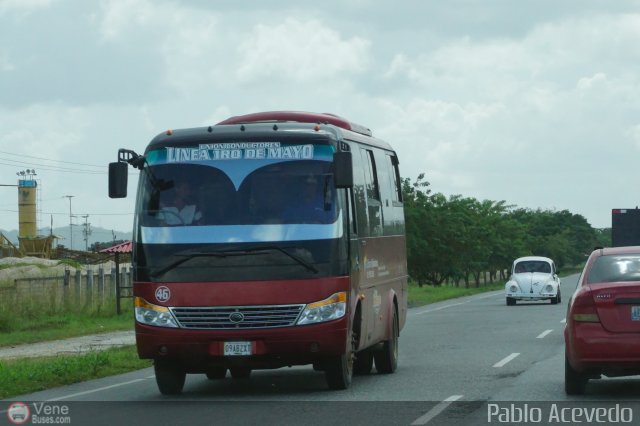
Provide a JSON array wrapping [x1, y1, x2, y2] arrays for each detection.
[[0, 331, 135, 360], [0, 256, 128, 283]]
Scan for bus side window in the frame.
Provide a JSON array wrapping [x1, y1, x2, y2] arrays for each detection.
[[389, 154, 402, 204], [363, 149, 380, 201], [362, 148, 382, 236], [373, 150, 399, 234], [351, 146, 369, 236]]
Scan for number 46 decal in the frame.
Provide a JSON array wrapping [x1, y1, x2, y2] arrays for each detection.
[[155, 286, 171, 302]]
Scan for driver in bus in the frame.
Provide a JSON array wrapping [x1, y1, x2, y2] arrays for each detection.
[[158, 179, 203, 225], [283, 175, 333, 223]]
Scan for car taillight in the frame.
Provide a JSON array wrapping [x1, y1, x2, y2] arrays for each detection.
[[571, 289, 600, 323]]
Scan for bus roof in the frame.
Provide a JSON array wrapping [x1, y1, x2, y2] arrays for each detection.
[[146, 111, 396, 154], [217, 111, 373, 137]]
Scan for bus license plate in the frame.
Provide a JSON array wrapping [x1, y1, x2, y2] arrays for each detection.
[[224, 341, 252, 356]]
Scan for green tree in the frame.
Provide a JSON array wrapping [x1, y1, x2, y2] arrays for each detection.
[[401, 173, 600, 287]]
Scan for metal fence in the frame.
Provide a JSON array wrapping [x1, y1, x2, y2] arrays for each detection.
[[0, 267, 133, 312]]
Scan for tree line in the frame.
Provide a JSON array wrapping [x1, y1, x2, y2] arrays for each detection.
[[402, 174, 610, 287]]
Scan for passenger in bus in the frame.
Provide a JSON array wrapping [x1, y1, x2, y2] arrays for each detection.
[[158, 180, 203, 225], [283, 176, 333, 223]]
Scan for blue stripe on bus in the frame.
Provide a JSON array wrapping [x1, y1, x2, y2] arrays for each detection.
[[140, 214, 343, 244]]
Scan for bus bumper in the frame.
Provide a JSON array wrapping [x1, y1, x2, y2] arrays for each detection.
[[135, 317, 348, 371]]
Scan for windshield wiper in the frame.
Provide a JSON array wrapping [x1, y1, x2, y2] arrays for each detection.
[[249, 245, 319, 274], [148, 249, 268, 278], [148, 246, 318, 278]]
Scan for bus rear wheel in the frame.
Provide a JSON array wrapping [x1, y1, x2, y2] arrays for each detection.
[[374, 307, 398, 374], [154, 359, 186, 395], [354, 350, 374, 375]]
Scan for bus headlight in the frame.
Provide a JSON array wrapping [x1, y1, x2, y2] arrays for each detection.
[[134, 297, 179, 328], [297, 292, 347, 325]]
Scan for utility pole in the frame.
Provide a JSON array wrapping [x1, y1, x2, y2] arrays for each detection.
[[63, 195, 74, 250], [81, 214, 91, 251]]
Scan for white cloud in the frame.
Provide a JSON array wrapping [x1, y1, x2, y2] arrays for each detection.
[[577, 72, 607, 92], [0, 0, 55, 16], [0, 51, 14, 71], [201, 106, 233, 127], [370, 12, 640, 228], [374, 98, 506, 192], [627, 124, 640, 150], [237, 18, 371, 82], [0, 103, 90, 160], [98, 0, 157, 40]]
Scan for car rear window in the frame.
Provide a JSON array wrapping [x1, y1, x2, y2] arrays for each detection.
[[514, 261, 551, 274], [587, 254, 640, 284]]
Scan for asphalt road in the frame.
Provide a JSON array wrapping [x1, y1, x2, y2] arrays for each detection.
[[4, 273, 640, 425]]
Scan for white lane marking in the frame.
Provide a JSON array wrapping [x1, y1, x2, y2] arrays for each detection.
[[411, 395, 464, 425], [536, 329, 553, 339], [412, 290, 503, 316], [415, 302, 467, 315], [475, 293, 503, 300], [560, 318, 566, 323], [47, 377, 152, 401], [493, 353, 520, 368]]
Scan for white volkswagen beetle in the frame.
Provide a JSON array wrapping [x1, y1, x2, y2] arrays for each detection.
[[505, 256, 561, 305]]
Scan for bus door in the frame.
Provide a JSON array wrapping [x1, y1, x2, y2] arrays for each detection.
[[350, 145, 384, 347]]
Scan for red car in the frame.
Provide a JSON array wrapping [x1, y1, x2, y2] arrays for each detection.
[[564, 246, 640, 394]]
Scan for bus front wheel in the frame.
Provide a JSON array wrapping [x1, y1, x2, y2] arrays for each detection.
[[206, 367, 227, 380], [154, 359, 186, 395], [230, 367, 252, 379], [325, 331, 355, 389]]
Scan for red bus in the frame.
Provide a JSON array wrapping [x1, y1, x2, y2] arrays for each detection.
[[108, 111, 408, 394]]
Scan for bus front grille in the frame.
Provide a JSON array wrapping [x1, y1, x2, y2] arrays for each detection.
[[170, 304, 305, 329]]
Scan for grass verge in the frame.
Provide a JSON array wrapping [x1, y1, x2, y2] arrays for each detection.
[[408, 282, 503, 307], [0, 345, 152, 399], [0, 310, 134, 347]]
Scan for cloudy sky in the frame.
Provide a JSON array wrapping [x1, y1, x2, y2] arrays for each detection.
[[2, 0, 640, 243]]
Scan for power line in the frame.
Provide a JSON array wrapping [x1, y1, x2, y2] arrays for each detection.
[[0, 159, 105, 174], [0, 159, 138, 175], [0, 209, 133, 216], [0, 150, 105, 168]]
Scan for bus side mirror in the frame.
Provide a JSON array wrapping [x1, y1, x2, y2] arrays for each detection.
[[109, 162, 128, 198], [333, 151, 353, 188]]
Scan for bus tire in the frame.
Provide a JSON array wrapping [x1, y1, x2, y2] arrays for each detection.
[[154, 360, 186, 395], [230, 367, 251, 379], [374, 307, 398, 374], [353, 350, 374, 375], [206, 367, 227, 380], [325, 330, 354, 389]]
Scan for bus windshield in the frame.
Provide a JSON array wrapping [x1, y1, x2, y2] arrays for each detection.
[[132, 142, 346, 282], [138, 160, 337, 227]]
